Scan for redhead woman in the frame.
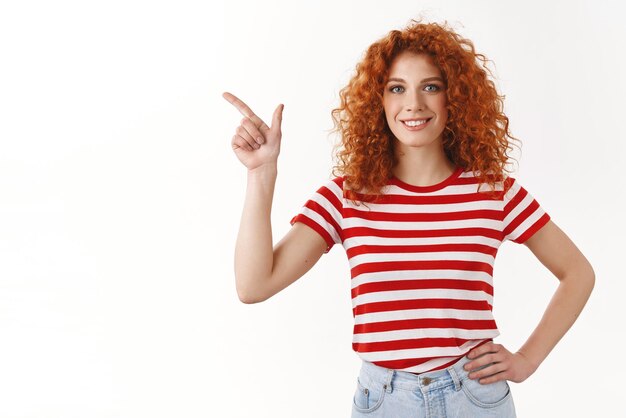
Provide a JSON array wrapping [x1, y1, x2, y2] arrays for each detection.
[[224, 19, 594, 418]]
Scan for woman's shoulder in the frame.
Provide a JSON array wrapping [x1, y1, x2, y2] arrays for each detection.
[[326, 175, 345, 189], [313, 175, 344, 197]]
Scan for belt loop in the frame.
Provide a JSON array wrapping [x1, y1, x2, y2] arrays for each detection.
[[447, 364, 461, 391], [384, 368, 394, 393]]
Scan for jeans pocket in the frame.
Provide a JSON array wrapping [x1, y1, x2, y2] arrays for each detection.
[[352, 375, 386, 413], [460, 375, 512, 408]]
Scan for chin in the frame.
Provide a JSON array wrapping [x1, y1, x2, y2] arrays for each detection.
[[394, 137, 438, 149]]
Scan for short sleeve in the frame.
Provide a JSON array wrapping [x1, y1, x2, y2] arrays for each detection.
[[289, 177, 344, 254], [501, 177, 551, 244]]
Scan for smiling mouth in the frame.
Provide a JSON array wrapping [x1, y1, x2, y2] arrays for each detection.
[[402, 118, 432, 128]]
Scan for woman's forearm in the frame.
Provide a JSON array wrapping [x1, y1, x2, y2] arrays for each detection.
[[516, 264, 595, 370], [234, 163, 277, 303]]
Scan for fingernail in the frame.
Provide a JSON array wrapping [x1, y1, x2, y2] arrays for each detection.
[[256, 137, 263, 144]]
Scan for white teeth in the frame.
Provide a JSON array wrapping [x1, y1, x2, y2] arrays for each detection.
[[403, 119, 429, 127]]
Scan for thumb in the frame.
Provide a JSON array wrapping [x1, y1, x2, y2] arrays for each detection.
[[271, 103, 284, 132]]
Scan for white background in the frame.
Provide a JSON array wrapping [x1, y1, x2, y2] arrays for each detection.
[[0, 0, 624, 416]]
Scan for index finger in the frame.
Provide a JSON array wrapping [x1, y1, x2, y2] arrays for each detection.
[[222, 92, 268, 129], [467, 342, 496, 359]]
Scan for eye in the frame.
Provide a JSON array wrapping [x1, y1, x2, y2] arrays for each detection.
[[389, 85, 404, 93], [424, 84, 441, 92]]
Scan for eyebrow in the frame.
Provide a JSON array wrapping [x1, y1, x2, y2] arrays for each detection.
[[386, 77, 445, 84]]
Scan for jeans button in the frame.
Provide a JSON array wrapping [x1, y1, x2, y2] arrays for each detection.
[[422, 377, 432, 385]]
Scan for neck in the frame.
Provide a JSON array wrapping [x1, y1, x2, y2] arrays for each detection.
[[392, 141, 456, 186]]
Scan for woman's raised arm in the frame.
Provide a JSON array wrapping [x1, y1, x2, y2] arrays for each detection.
[[224, 92, 327, 303]]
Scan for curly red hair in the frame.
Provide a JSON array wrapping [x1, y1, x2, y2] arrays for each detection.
[[329, 18, 519, 205]]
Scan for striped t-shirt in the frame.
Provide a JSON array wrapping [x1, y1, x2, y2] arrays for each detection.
[[289, 166, 551, 373]]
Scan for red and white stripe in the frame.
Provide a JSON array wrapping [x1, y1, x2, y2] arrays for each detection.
[[290, 169, 550, 373]]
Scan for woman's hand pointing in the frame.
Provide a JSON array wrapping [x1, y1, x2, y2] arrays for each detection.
[[223, 91, 284, 171]]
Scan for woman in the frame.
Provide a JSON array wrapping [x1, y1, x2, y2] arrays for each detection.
[[224, 19, 594, 418]]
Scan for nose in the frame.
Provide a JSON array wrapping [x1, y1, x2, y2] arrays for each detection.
[[405, 90, 425, 112]]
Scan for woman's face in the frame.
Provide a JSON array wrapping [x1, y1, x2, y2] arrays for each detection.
[[382, 51, 448, 151]]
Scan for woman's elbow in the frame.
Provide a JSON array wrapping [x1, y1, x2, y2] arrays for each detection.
[[237, 285, 262, 304], [236, 281, 271, 304], [572, 259, 596, 295], [585, 262, 596, 293]]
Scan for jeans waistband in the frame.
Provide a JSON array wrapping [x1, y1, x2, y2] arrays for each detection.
[[359, 354, 474, 393]]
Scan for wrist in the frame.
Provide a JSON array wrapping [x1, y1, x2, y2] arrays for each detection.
[[248, 163, 278, 179], [248, 162, 277, 175], [515, 349, 541, 372], [247, 164, 278, 193]]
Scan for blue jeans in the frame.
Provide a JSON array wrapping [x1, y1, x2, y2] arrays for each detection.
[[351, 354, 516, 417]]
